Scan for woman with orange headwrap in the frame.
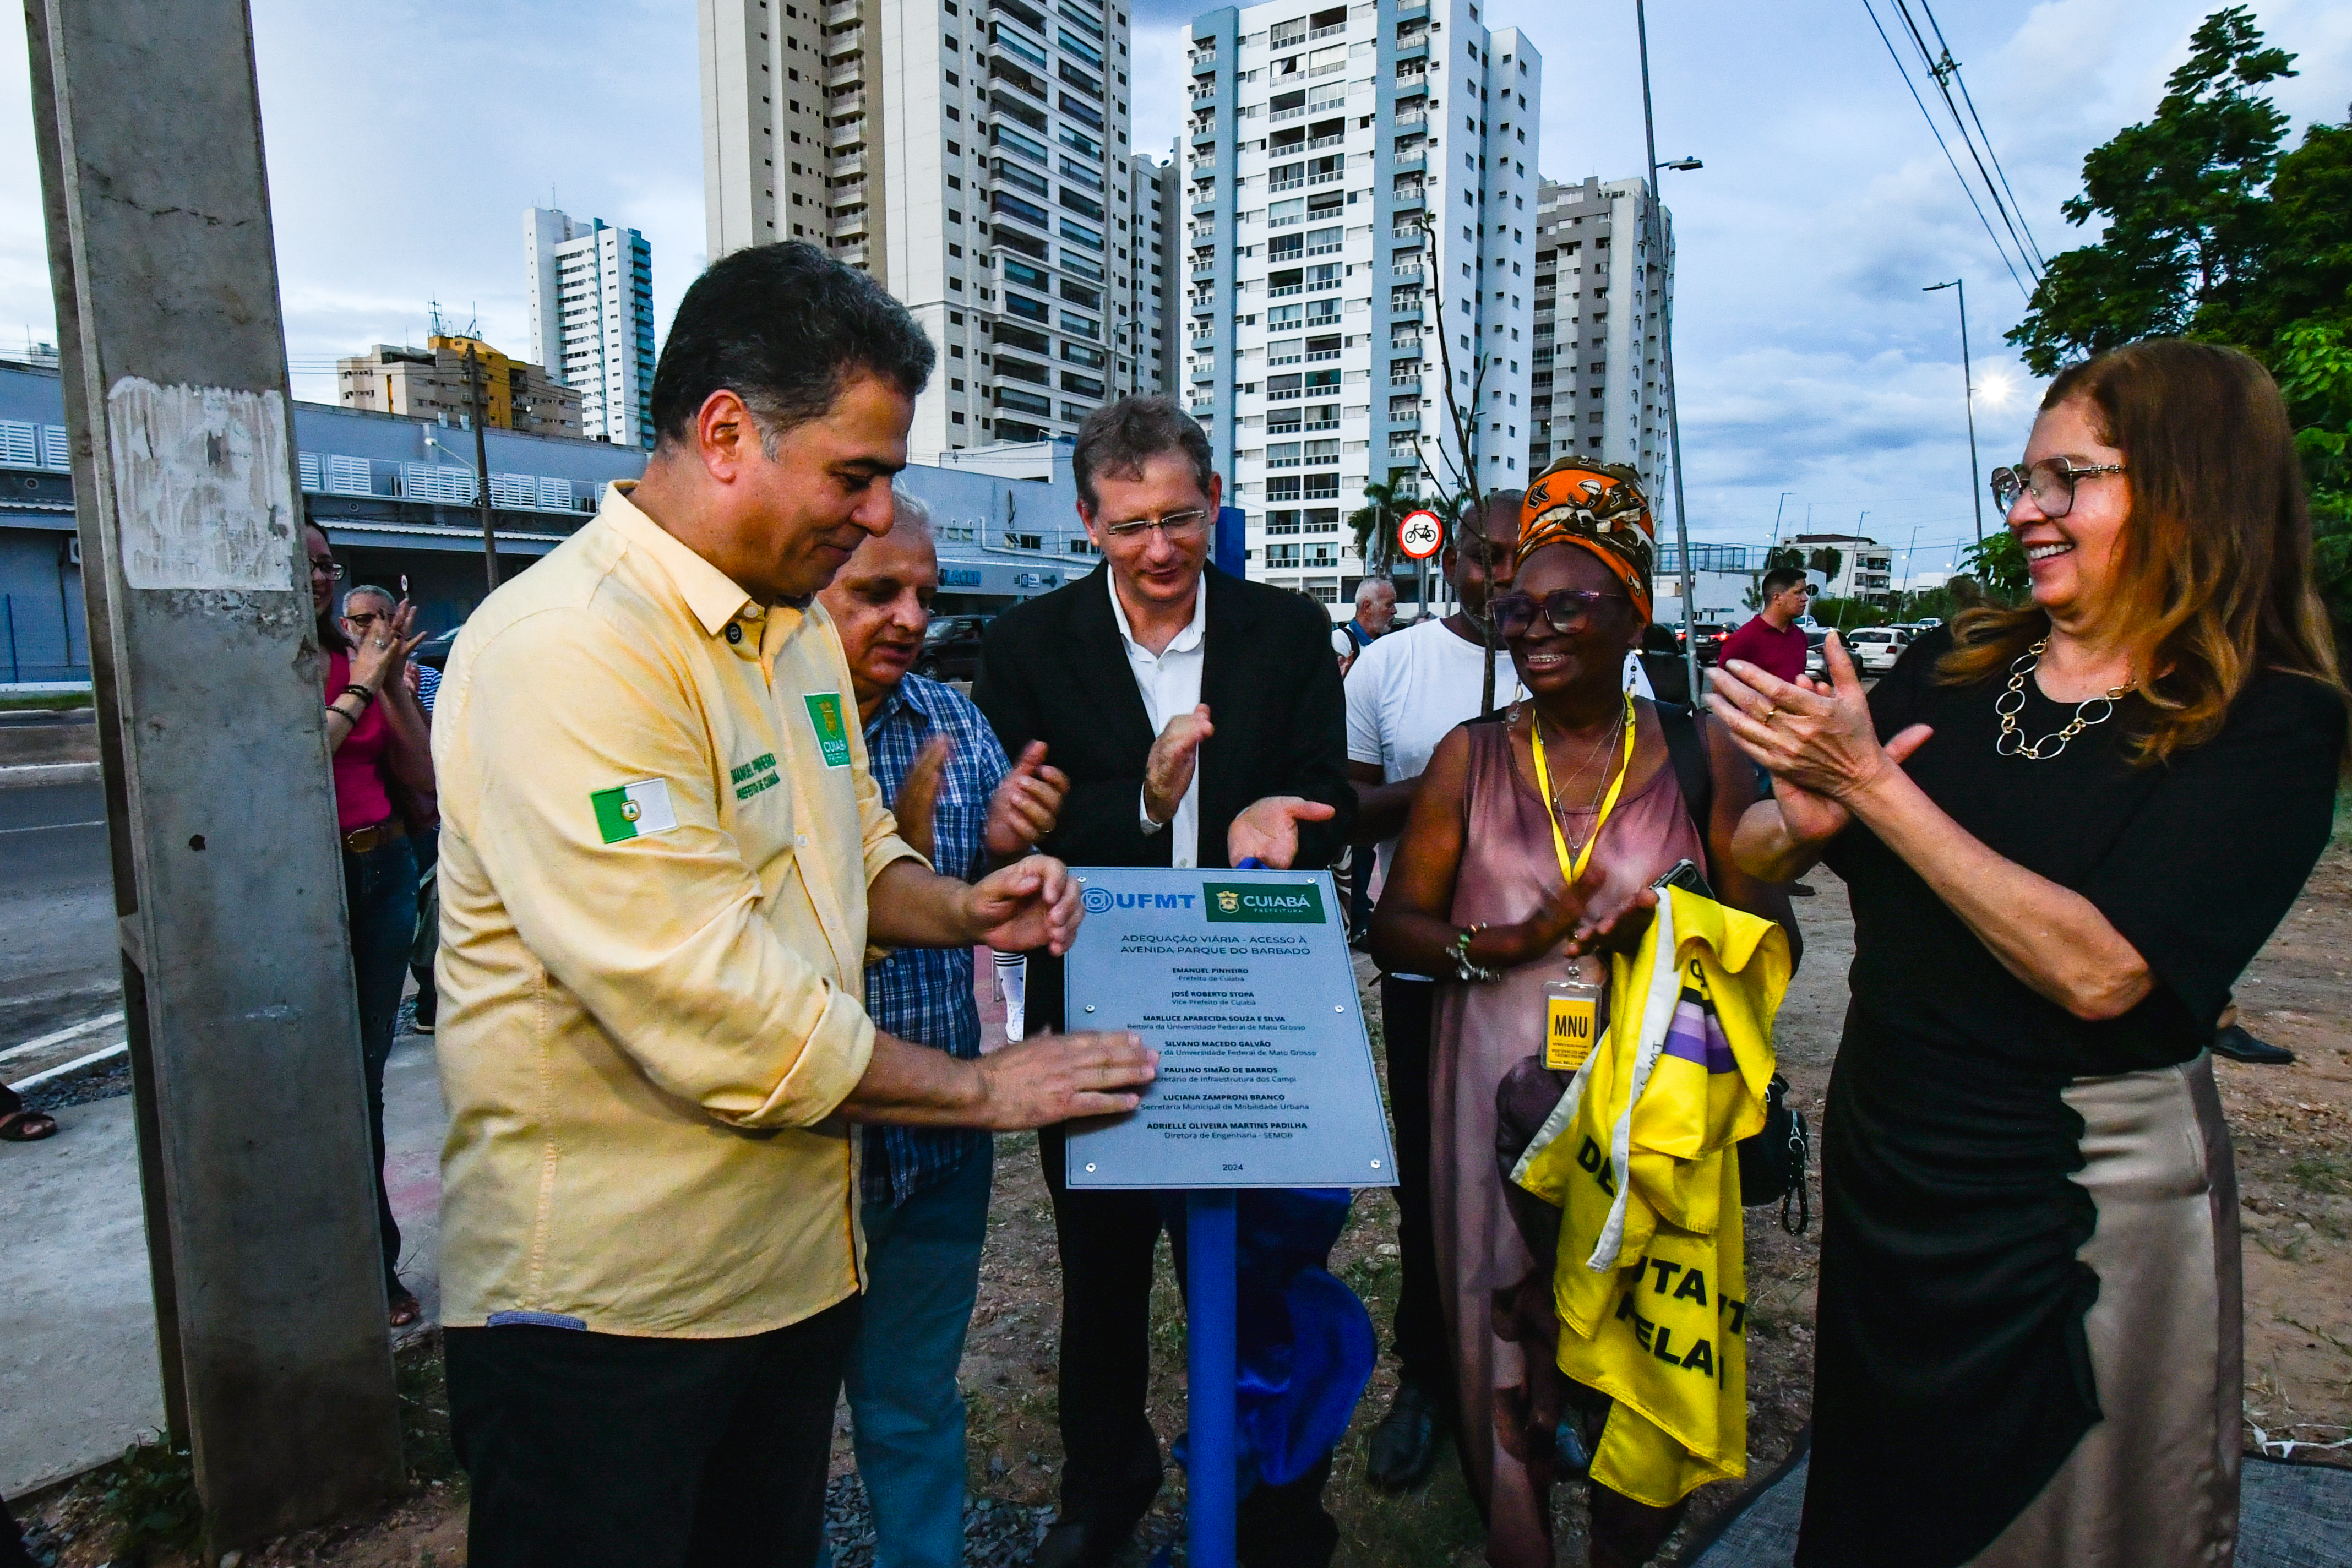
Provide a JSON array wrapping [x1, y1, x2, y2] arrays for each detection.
[[1370, 462, 1795, 1566]]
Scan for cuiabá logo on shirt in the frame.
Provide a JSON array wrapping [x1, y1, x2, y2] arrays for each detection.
[[1201, 881, 1326, 924]]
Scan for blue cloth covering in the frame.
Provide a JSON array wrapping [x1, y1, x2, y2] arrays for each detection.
[[1160, 1189, 1376, 1492]]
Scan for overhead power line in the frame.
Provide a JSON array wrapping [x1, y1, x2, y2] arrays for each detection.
[[1895, 0, 2046, 279], [1860, 0, 2033, 298]]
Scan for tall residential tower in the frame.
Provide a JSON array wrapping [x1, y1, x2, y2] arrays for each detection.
[[1526, 175, 1672, 500], [1183, 0, 1540, 606], [700, 0, 1156, 459], [525, 208, 657, 450]]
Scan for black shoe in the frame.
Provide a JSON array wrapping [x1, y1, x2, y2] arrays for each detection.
[[2214, 1024, 2295, 1065], [1032, 1521, 1102, 1568], [1788, 882, 1818, 897], [1364, 1379, 1444, 1493]]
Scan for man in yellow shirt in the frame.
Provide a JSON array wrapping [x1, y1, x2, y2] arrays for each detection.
[[431, 243, 1154, 1568]]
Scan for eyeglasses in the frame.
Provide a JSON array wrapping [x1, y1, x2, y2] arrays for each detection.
[[1098, 508, 1210, 542], [344, 611, 385, 629], [1990, 459, 2127, 520], [1489, 587, 1630, 638], [308, 555, 345, 580]]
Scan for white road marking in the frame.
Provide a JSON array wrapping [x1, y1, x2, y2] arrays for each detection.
[[8, 1040, 128, 1093], [0, 1011, 127, 1068], [0, 818, 106, 835]]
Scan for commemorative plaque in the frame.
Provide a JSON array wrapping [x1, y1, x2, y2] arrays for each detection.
[[1063, 867, 1398, 1191]]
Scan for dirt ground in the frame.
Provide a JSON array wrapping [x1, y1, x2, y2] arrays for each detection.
[[21, 833, 2352, 1566]]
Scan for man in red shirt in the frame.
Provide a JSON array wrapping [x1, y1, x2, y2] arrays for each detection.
[[1716, 566, 1812, 682]]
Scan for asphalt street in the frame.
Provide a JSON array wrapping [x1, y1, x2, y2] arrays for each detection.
[[0, 781, 119, 1045]]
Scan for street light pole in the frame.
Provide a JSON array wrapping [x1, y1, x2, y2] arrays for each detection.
[[1925, 279, 1985, 543], [1635, 0, 1699, 700], [464, 342, 500, 593]]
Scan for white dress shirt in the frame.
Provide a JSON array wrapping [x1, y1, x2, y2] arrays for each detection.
[[1108, 571, 1210, 868]]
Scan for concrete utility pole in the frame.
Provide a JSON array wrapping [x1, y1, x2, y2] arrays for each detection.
[[1925, 279, 1986, 543], [1635, 0, 1700, 701], [465, 344, 500, 591], [25, 0, 402, 1550]]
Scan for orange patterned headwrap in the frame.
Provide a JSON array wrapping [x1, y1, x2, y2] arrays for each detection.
[[1517, 459, 1656, 623]]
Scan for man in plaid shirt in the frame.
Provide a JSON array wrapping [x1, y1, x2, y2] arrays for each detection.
[[817, 493, 1068, 1568]]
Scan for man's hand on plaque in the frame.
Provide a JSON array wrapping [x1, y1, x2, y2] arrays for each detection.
[[1144, 705, 1214, 825], [1225, 795, 1338, 870], [984, 741, 1071, 857], [973, 1030, 1159, 1128], [963, 854, 1084, 955]]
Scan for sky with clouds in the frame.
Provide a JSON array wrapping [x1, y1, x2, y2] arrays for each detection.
[[0, 1, 2345, 580]]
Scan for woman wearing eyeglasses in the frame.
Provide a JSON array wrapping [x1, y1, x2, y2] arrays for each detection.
[[1707, 341, 2347, 1567], [308, 524, 437, 1328], [1370, 464, 1793, 1568]]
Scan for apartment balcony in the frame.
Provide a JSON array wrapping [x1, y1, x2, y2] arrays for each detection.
[[834, 241, 870, 265], [1390, 259, 1424, 279], [1306, 132, 1344, 151], [830, 151, 865, 178], [1393, 41, 1428, 64], [829, 61, 863, 88], [830, 91, 867, 117], [825, 0, 858, 21], [1397, 0, 1429, 14], [829, 119, 866, 149], [831, 181, 868, 205], [825, 27, 863, 58], [1190, 85, 1216, 106], [829, 211, 868, 241], [1188, 46, 1217, 72], [1269, 177, 1303, 193], [1307, 168, 1344, 187], [1391, 150, 1425, 172]]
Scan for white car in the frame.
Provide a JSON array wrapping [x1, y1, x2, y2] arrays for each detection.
[[1845, 627, 1912, 673]]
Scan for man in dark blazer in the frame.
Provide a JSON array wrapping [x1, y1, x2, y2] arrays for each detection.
[[974, 397, 1354, 1568]]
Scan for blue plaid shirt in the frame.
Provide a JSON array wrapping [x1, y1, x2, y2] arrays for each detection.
[[861, 673, 1010, 1207]]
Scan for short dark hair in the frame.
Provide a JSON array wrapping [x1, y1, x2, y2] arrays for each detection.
[[650, 242, 935, 448], [1761, 567, 1807, 599], [1071, 396, 1216, 511]]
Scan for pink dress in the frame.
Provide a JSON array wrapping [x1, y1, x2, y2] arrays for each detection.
[[1430, 709, 1703, 1566]]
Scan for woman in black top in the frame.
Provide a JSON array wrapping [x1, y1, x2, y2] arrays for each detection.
[[1706, 340, 2347, 1567]]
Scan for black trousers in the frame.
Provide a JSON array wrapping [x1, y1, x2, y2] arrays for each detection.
[[1380, 974, 1452, 1410], [1038, 1124, 1338, 1565], [445, 1298, 859, 1568]]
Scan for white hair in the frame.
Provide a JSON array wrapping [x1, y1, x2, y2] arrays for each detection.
[[343, 583, 398, 614], [1356, 576, 1397, 608], [890, 486, 934, 540]]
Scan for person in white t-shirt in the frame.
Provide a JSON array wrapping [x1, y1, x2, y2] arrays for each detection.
[[1342, 489, 1528, 1492]]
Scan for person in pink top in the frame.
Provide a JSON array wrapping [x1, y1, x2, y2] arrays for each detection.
[[308, 523, 435, 1326], [1714, 567, 1812, 684]]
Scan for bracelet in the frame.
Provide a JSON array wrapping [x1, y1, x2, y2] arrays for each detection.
[[1451, 923, 1501, 984], [328, 699, 364, 725], [342, 683, 377, 706]]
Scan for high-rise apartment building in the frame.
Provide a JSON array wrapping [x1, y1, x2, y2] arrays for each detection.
[[700, 0, 1152, 460], [1126, 149, 1182, 393], [1527, 175, 1670, 501], [525, 208, 657, 450], [1184, 1, 1540, 606]]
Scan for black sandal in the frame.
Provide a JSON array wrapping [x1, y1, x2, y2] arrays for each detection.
[[0, 1109, 58, 1143]]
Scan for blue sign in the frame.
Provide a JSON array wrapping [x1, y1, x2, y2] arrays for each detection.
[[1063, 867, 1397, 1191]]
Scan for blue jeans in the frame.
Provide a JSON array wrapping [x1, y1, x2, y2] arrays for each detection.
[[824, 1147, 994, 1568], [345, 834, 418, 1297]]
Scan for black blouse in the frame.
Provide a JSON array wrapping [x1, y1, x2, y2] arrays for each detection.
[[1794, 626, 2346, 1568]]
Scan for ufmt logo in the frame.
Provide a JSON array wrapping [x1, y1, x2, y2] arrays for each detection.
[[1201, 882, 1326, 924]]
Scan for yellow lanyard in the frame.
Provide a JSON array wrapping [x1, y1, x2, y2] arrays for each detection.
[[1529, 695, 1637, 886]]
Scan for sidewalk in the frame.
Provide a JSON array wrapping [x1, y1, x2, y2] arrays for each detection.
[[0, 1023, 449, 1499]]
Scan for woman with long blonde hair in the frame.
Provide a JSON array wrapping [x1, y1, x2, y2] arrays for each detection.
[[1709, 339, 2345, 1566]]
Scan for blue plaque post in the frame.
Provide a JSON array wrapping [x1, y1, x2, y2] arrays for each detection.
[[1185, 1191, 1239, 1568], [1064, 867, 1396, 1566]]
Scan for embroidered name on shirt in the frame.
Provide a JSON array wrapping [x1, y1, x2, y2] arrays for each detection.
[[731, 752, 780, 799], [803, 693, 852, 769], [591, 778, 679, 843]]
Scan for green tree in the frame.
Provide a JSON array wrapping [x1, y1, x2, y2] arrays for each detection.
[[2008, 7, 2298, 376], [2269, 321, 2352, 627], [1349, 477, 1409, 579], [1959, 531, 2029, 604]]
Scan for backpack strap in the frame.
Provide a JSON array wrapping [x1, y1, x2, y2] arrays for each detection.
[[1652, 700, 1714, 848]]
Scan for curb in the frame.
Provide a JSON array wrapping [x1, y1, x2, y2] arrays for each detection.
[[0, 761, 100, 788]]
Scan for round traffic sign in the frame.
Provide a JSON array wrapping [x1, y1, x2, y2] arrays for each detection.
[[1397, 509, 1444, 560]]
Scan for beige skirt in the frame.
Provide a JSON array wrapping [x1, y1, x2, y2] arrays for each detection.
[[1968, 1052, 2242, 1568]]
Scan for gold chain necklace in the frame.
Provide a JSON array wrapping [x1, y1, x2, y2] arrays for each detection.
[[1994, 639, 2132, 760], [1532, 705, 1626, 859]]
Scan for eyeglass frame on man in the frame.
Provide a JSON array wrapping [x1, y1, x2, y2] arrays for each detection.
[[1488, 586, 1632, 639], [1096, 507, 1211, 542], [1990, 458, 2127, 520]]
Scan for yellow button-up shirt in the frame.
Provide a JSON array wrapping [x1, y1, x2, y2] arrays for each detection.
[[431, 483, 922, 1337]]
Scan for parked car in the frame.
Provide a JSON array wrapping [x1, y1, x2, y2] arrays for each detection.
[[1845, 625, 1912, 674], [413, 629, 461, 672], [914, 614, 993, 680], [1804, 629, 1830, 680], [1678, 622, 1733, 666]]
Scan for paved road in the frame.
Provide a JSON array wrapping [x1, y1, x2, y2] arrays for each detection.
[[0, 781, 118, 1044]]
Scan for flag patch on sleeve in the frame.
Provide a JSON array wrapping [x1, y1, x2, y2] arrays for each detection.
[[591, 778, 679, 843]]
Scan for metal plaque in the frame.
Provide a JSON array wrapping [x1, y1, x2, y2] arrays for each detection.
[[1063, 867, 1398, 1191]]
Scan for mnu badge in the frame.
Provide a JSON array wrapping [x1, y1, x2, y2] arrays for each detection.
[[803, 693, 853, 769]]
